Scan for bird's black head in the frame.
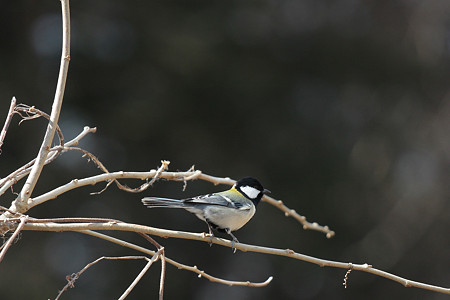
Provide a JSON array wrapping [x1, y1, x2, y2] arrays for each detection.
[[234, 177, 270, 205]]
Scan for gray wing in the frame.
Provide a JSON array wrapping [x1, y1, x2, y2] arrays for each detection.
[[183, 193, 250, 210]]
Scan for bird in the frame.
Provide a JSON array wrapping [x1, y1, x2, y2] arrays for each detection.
[[142, 177, 270, 249]]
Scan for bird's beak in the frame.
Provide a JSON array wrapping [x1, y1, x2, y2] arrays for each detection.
[[263, 188, 271, 194]]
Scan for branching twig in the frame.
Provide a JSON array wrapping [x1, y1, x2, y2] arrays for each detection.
[[54, 254, 162, 300], [0, 126, 96, 197], [79, 229, 273, 288], [20, 221, 450, 295], [54, 228, 169, 299]]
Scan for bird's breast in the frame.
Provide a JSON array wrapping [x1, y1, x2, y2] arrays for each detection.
[[204, 204, 255, 231]]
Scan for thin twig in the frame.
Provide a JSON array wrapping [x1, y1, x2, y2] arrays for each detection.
[[138, 232, 162, 249], [159, 248, 166, 300], [118, 250, 163, 300], [20, 221, 450, 294], [0, 97, 17, 154], [14, 104, 65, 147], [0, 215, 28, 263], [0, 205, 17, 214], [55, 255, 160, 300], [138, 232, 166, 299], [58, 146, 110, 173], [263, 195, 335, 238], [78, 229, 273, 287]]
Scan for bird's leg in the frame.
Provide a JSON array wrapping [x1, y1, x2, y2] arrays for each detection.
[[225, 228, 239, 253], [205, 222, 215, 247]]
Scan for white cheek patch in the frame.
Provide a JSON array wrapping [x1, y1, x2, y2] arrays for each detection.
[[240, 185, 261, 199]]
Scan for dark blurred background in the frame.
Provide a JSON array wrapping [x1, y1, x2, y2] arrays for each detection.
[[1, 0, 449, 299]]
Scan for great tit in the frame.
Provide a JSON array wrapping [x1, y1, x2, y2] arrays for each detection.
[[142, 177, 270, 248]]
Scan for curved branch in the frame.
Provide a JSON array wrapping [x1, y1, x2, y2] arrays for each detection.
[[6, 0, 71, 216], [19, 221, 450, 295], [14, 104, 65, 147]]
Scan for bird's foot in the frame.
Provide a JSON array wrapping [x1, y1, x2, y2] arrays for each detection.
[[231, 238, 239, 253], [205, 223, 215, 247], [207, 233, 214, 247], [226, 228, 239, 253]]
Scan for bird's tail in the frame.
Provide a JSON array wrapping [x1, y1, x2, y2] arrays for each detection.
[[142, 197, 185, 208]]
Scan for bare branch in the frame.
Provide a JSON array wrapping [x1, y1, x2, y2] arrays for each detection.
[[20, 221, 450, 294], [8, 0, 71, 216], [0, 97, 17, 154]]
